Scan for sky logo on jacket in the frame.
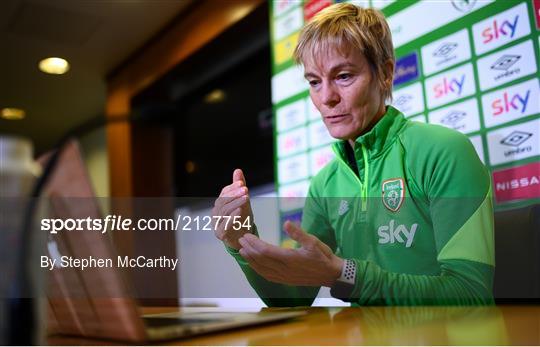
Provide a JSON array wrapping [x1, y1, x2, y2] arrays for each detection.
[[425, 63, 475, 109], [481, 78, 539, 128], [378, 220, 418, 248], [472, 3, 530, 55]]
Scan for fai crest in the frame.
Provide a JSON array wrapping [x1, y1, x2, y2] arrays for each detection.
[[382, 178, 405, 212]]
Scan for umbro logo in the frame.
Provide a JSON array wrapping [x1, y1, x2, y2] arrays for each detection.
[[441, 110, 466, 127], [394, 94, 413, 107], [491, 54, 521, 71], [500, 131, 532, 147], [433, 42, 458, 58]]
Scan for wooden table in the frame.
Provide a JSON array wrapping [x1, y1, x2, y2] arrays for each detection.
[[48, 305, 540, 345]]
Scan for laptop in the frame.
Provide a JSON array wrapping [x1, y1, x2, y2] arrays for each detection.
[[40, 140, 304, 342]]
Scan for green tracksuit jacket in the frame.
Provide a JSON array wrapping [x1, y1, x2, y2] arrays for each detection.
[[228, 105, 495, 306]]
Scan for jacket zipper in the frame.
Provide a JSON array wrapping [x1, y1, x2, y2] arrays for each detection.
[[332, 144, 370, 214]]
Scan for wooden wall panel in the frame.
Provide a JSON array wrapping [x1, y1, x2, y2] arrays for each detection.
[[105, 0, 264, 305]]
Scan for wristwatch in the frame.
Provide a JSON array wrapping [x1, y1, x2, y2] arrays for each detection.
[[330, 259, 357, 300]]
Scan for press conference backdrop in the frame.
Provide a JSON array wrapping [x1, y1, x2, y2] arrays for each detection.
[[270, 0, 540, 245]]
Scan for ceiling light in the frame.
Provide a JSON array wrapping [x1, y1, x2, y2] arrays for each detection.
[[185, 160, 196, 174], [38, 57, 70, 75], [204, 89, 226, 104], [1, 108, 26, 120]]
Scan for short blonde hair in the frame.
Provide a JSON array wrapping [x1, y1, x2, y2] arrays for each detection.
[[293, 3, 395, 102]]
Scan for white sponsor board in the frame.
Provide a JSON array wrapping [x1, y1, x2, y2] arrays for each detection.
[[425, 63, 476, 109], [481, 78, 540, 128], [271, 65, 307, 104], [476, 40, 537, 91], [273, 6, 303, 41], [428, 98, 481, 134], [388, 0, 492, 48], [421, 29, 471, 76], [277, 127, 308, 158], [273, 0, 298, 18], [345, 0, 369, 7], [306, 95, 321, 121], [391, 82, 424, 116], [370, 0, 395, 9], [278, 153, 309, 184], [472, 2, 531, 56], [308, 119, 335, 148], [309, 145, 335, 176], [408, 114, 426, 123], [276, 98, 307, 132], [278, 180, 310, 212], [468, 135, 486, 164], [486, 118, 540, 166]]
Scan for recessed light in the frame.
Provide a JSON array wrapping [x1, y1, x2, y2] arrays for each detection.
[[1, 108, 26, 120], [185, 160, 196, 174], [38, 57, 70, 75], [204, 89, 226, 104]]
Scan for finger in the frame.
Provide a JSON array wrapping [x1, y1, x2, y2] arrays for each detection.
[[238, 237, 279, 273], [215, 187, 248, 208], [221, 196, 249, 217], [242, 234, 292, 265], [283, 221, 313, 247], [220, 181, 245, 197], [239, 248, 282, 283], [233, 169, 246, 185]]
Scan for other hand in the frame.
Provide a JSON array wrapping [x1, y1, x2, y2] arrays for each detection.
[[238, 221, 343, 287]]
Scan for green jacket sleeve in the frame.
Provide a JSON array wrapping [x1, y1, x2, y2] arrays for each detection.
[[224, 179, 338, 307], [344, 127, 495, 305], [225, 223, 320, 307]]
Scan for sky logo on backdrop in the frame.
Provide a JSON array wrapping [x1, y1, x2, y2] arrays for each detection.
[[482, 79, 539, 128], [482, 16, 519, 44], [425, 63, 474, 109], [433, 75, 465, 98], [492, 90, 530, 116], [393, 52, 419, 86], [472, 3, 530, 55]]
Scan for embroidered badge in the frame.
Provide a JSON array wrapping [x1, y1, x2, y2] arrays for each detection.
[[382, 178, 405, 212]]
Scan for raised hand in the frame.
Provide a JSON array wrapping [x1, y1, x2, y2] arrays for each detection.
[[212, 169, 255, 250]]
